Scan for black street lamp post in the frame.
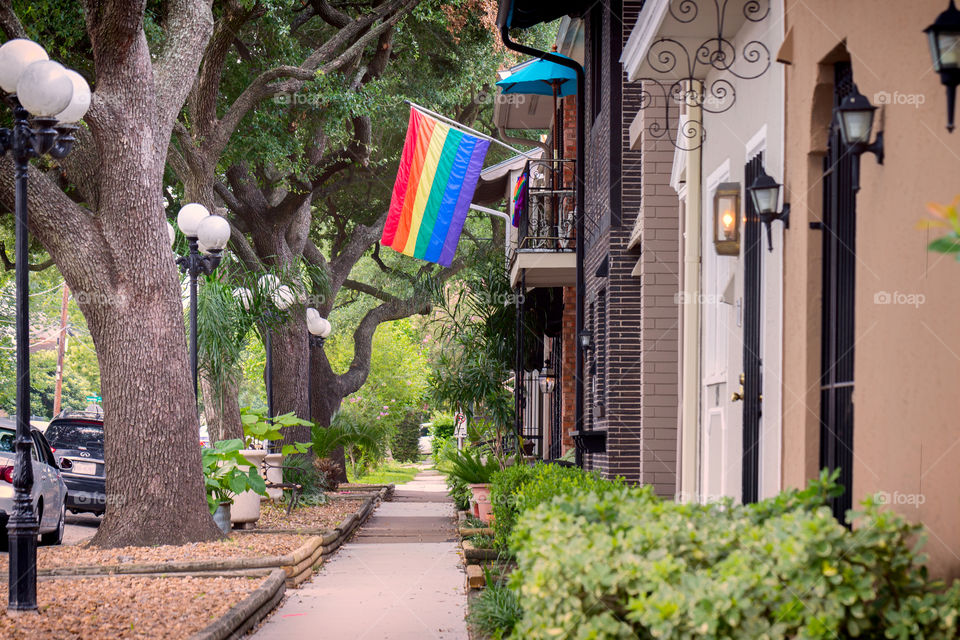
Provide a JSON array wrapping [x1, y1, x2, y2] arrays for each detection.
[[0, 38, 91, 612], [234, 277, 296, 449], [306, 308, 332, 420], [174, 203, 230, 399]]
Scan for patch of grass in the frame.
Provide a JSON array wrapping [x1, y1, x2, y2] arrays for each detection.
[[348, 460, 420, 485], [468, 533, 495, 549], [463, 515, 486, 528], [468, 583, 522, 640]]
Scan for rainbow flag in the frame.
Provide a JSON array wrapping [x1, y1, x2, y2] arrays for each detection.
[[381, 107, 491, 266]]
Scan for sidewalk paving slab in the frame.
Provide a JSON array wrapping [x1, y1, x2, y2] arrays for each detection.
[[252, 469, 467, 640]]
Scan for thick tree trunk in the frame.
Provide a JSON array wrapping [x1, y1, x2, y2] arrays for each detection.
[[0, 0, 222, 547], [310, 348, 348, 481], [200, 370, 242, 443], [270, 314, 311, 448]]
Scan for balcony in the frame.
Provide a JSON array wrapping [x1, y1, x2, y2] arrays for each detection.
[[510, 157, 577, 289]]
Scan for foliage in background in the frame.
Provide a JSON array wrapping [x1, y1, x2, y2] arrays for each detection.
[[348, 461, 420, 486], [921, 195, 960, 259], [325, 319, 429, 471], [429, 257, 516, 434], [391, 409, 424, 463], [508, 470, 960, 640], [490, 463, 624, 551]]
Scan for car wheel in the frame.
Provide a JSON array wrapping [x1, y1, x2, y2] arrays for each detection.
[[40, 501, 65, 546]]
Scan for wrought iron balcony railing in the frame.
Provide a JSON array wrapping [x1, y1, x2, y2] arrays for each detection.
[[515, 157, 576, 254]]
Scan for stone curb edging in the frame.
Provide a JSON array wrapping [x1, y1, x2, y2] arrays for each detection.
[[188, 568, 287, 640], [39, 485, 390, 588]]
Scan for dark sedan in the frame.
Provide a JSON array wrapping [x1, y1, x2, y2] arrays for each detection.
[[44, 412, 105, 515]]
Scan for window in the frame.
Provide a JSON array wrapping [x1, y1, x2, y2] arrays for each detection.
[[45, 421, 104, 452]]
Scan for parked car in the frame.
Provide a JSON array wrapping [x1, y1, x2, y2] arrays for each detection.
[[0, 418, 68, 547], [43, 411, 105, 516]]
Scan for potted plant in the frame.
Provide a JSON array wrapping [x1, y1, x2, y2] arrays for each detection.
[[446, 446, 501, 524], [233, 408, 312, 524], [201, 439, 268, 533]]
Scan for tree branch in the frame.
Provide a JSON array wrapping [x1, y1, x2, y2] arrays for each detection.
[[342, 278, 399, 303], [0, 242, 55, 272]]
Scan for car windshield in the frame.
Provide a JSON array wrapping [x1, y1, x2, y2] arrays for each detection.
[[45, 422, 103, 449], [0, 428, 13, 453]]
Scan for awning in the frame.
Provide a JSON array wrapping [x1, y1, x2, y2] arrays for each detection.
[[474, 150, 543, 205], [496, 0, 591, 29]]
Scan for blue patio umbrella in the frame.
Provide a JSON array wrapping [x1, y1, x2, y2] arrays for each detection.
[[496, 53, 578, 97]]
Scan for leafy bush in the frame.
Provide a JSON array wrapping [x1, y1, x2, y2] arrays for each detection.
[[391, 410, 422, 463], [509, 471, 960, 639], [201, 439, 267, 512], [430, 413, 457, 440], [445, 446, 501, 484], [447, 474, 472, 511], [490, 462, 623, 551], [468, 583, 523, 640]]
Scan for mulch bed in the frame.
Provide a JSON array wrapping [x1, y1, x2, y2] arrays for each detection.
[[0, 534, 310, 573], [255, 499, 364, 531], [0, 575, 267, 639]]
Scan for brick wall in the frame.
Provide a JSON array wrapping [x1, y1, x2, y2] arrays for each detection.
[[576, 0, 679, 495], [635, 88, 681, 497]]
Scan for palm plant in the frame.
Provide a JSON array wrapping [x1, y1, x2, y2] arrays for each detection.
[[429, 256, 525, 466]]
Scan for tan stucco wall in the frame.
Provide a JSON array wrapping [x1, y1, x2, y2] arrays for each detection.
[[783, 0, 960, 577]]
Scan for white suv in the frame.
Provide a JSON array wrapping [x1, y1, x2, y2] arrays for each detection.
[[0, 419, 68, 547]]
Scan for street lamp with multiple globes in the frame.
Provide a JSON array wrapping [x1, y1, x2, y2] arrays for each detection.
[[174, 203, 231, 399], [0, 38, 91, 612], [306, 308, 332, 421]]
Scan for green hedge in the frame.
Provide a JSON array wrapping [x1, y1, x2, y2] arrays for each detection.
[[490, 462, 624, 551], [508, 472, 960, 639]]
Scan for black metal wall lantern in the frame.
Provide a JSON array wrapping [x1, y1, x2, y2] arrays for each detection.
[[747, 168, 790, 252], [713, 183, 741, 256], [925, 0, 960, 131], [835, 85, 884, 192], [578, 330, 593, 350], [538, 362, 556, 394]]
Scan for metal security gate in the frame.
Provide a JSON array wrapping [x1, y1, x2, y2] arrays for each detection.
[[820, 61, 857, 522], [548, 337, 563, 459], [741, 152, 764, 504]]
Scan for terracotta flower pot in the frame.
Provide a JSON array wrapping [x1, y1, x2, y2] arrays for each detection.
[[469, 483, 494, 524]]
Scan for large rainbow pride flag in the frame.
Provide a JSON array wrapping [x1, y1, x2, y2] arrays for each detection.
[[381, 107, 491, 266]]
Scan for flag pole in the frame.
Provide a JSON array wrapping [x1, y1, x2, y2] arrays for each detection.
[[469, 203, 512, 266], [405, 100, 540, 159]]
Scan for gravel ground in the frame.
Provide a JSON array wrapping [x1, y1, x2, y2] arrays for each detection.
[[256, 499, 364, 531], [0, 533, 310, 572], [0, 575, 266, 639]]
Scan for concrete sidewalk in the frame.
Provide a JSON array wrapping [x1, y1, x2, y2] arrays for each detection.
[[253, 469, 467, 640]]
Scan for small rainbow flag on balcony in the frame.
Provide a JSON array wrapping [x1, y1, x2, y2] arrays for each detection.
[[381, 106, 491, 266]]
